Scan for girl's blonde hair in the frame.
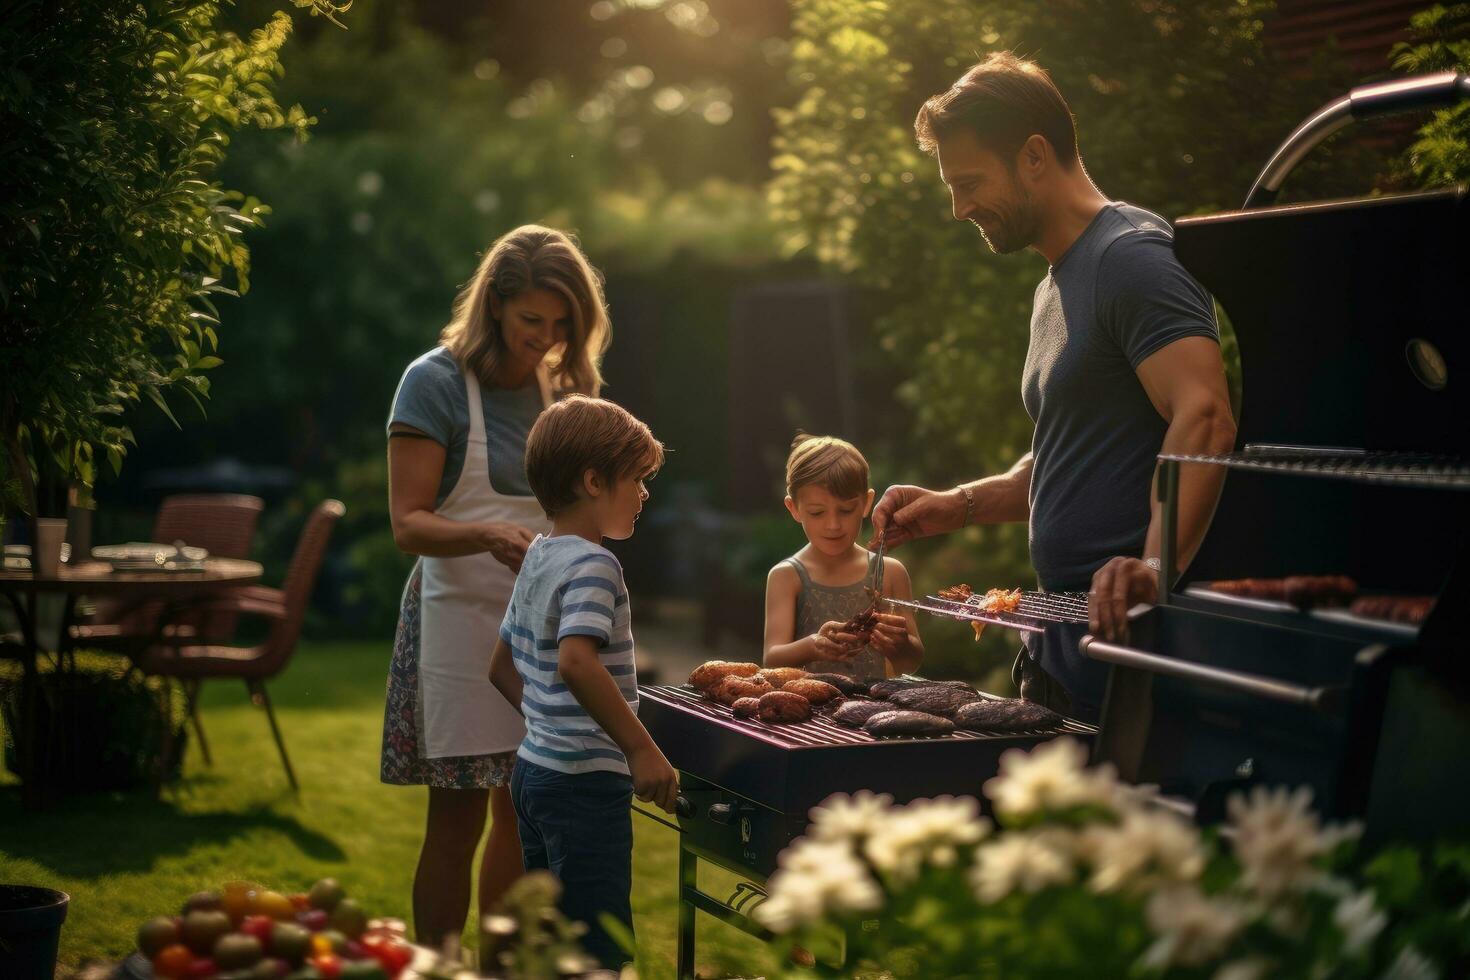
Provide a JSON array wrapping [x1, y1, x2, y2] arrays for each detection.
[[785, 432, 870, 500], [440, 225, 610, 394]]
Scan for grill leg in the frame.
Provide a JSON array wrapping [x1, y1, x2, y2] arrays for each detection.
[[677, 840, 696, 980]]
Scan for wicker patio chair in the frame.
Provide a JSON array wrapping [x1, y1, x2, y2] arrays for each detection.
[[136, 499, 345, 791]]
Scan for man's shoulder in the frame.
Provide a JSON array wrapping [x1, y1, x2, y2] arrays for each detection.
[[1093, 204, 1187, 283]]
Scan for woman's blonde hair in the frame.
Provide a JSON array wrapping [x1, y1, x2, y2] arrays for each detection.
[[440, 225, 610, 394], [785, 432, 870, 500]]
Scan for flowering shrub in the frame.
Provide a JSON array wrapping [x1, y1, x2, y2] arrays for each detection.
[[755, 739, 1470, 979]]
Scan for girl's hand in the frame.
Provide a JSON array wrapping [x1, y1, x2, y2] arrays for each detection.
[[478, 522, 537, 572], [814, 621, 862, 660], [865, 612, 910, 655]]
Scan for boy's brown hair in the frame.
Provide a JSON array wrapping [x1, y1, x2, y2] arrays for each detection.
[[914, 51, 1078, 169], [526, 395, 664, 517], [784, 433, 869, 501]]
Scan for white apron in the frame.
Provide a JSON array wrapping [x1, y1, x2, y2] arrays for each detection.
[[419, 367, 552, 759]]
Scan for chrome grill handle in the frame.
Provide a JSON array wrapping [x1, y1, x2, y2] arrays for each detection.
[[1079, 635, 1341, 714]]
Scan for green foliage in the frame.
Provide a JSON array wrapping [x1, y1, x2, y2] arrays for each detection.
[[1392, 3, 1470, 186], [0, 0, 316, 515], [770, 0, 1383, 607]]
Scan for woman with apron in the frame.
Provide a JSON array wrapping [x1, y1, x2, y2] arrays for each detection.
[[383, 225, 611, 949]]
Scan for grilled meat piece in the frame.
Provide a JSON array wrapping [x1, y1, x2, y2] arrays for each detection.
[[805, 672, 868, 696], [782, 678, 842, 705], [1350, 594, 1435, 624], [689, 660, 760, 692], [731, 697, 762, 719], [868, 677, 976, 700], [977, 587, 1023, 613], [1283, 574, 1358, 609], [863, 709, 954, 737], [1209, 578, 1287, 600], [886, 685, 985, 717], [953, 698, 1063, 733], [832, 700, 891, 728], [937, 583, 973, 602], [839, 602, 880, 643], [757, 690, 812, 724], [712, 675, 774, 705], [756, 667, 809, 687]]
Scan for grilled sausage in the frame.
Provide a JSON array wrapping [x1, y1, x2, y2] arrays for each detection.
[[953, 698, 1063, 733], [804, 672, 868, 696], [832, 700, 890, 728], [712, 675, 774, 705], [1350, 595, 1435, 624], [863, 710, 954, 737], [886, 685, 985, 717], [689, 660, 760, 692], [756, 667, 809, 687], [782, 679, 842, 705], [757, 690, 812, 724], [731, 697, 762, 719], [1283, 575, 1358, 609]]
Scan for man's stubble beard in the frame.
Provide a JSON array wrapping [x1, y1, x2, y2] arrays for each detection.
[[977, 179, 1042, 255]]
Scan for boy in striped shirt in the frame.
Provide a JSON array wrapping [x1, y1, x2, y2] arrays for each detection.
[[488, 395, 678, 970]]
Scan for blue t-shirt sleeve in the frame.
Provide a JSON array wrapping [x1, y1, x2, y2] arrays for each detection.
[[388, 355, 461, 447], [556, 553, 623, 646], [1096, 234, 1218, 369]]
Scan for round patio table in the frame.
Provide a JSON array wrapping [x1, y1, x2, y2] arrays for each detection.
[[0, 557, 262, 807]]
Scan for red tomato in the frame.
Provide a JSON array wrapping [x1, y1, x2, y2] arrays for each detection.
[[310, 952, 343, 979], [364, 937, 413, 978], [152, 944, 195, 979], [185, 957, 219, 979], [240, 915, 276, 945]]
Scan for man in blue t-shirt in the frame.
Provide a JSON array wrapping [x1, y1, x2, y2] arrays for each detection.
[[872, 52, 1238, 721]]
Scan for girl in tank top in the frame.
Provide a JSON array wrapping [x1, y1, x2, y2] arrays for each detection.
[[762, 433, 924, 682]]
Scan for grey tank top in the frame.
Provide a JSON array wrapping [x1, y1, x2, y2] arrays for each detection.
[[786, 552, 885, 682]]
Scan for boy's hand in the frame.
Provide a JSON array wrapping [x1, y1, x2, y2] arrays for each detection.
[[629, 743, 680, 814], [814, 622, 863, 660], [865, 612, 909, 654]]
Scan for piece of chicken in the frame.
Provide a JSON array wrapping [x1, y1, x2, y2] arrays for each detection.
[[756, 667, 808, 687], [731, 697, 762, 719], [781, 678, 842, 705], [688, 660, 760, 692], [712, 675, 774, 705], [756, 690, 812, 724]]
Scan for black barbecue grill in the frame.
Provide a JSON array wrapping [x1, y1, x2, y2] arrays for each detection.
[[638, 682, 1095, 976], [1082, 73, 1470, 844]]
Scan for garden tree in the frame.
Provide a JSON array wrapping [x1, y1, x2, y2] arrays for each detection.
[[768, 0, 1388, 607], [0, 0, 345, 519], [1391, 3, 1470, 185]]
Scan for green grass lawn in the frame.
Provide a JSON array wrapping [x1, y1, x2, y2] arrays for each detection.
[[0, 642, 769, 979]]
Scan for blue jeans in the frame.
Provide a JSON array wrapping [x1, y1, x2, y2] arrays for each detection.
[[510, 758, 634, 969]]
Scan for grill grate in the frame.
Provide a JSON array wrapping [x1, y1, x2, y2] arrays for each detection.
[[641, 684, 1094, 746], [1160, 446, 1470, 491], [887, 591, 1089, 634]]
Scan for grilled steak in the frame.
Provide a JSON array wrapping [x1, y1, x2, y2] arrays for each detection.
[[782, 679, 842, 705], [712, 675, 774, 705], [756, 667, 808, 687], [868, 678, 976, 700], [887, 685, 985, 717], [863, 710, 954, 737], [757, 690, 812, 724], [832, 700, 890, 728], [689, 660, 760, 691], [805, 672, 868, 696], [953, 698, 1063, 733], [731, 697, 761, 719]]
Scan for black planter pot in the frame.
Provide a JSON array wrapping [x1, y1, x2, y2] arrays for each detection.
[[0, 885, 69, 980]]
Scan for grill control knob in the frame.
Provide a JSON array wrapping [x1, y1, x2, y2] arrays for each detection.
[[674, 796, 694, 819], [708, 802, 735, 824]]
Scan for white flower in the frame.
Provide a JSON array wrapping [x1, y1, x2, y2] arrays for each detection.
[[862, 795, 990, 882], [1381, 945, 1440, 980], [1225, 786, 1361, 899], [1213, 958, 1273, 980], [1333, 890, 1387, 957], [808, 790, 894, 843], [1077, 807, 1206, 893], [983, 737, 1121, 821], [755, 838, 884, 932], [970, 829, 1074, 902], [1141, 886, 1248, 969]]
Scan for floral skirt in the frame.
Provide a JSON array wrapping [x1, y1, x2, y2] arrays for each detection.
[[380, 562, 517, 789]]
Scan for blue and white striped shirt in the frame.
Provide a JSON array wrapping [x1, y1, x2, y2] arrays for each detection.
[[500, 534, 637, 775]]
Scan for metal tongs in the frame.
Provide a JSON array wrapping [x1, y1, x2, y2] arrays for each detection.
[[867, 530, 886, 605]]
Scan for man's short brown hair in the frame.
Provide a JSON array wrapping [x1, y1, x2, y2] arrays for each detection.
[[525, 395, 664, 517], [914, 52, 1078, 168], [785, 433, 869, 501]]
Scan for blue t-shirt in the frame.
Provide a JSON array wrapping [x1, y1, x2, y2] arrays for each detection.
[[499, 535, 638, 776], [1020, 203, 1218, 714], [387, 348, 544, 505]]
